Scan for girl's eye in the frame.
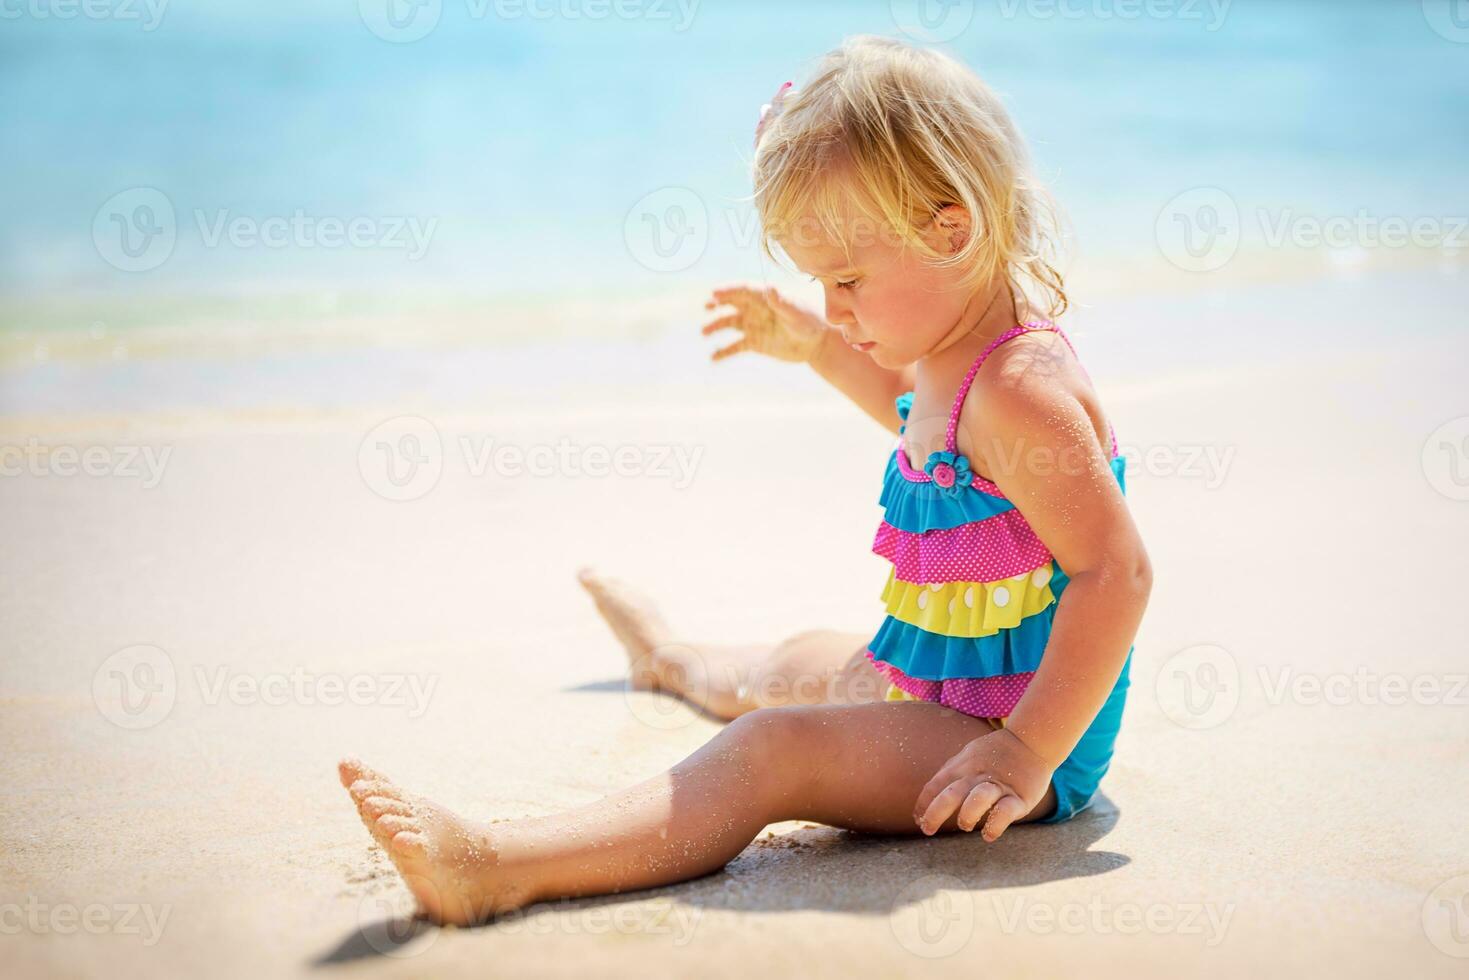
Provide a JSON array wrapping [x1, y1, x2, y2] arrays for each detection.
[[836, 279, 858, 290]]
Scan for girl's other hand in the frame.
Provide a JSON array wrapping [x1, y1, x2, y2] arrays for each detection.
[[912, 727, 1057, 842], [702, 285, 830, 364]]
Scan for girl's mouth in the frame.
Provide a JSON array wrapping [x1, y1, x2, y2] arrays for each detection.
[[851, 340, 875, 352]]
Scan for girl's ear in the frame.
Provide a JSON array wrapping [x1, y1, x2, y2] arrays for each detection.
[[925, 204, 973, 255]]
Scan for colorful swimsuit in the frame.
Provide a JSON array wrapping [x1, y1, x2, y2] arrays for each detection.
[[864, 322, 1134, 824]]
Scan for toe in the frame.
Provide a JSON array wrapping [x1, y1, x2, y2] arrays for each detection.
[[391, 831, 428, 858], [338, 757, 387, 787], [349, 778, 400, 804], [376, 814, 418, 836], [362, 795, 413, 819]]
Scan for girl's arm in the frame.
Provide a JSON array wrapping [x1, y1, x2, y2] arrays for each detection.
[[805, 321, 916, 434], [912, 354, 1151, 839], [704, 285, 913, 433]]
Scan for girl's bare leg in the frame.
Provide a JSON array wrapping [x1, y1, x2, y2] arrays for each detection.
[[339, 701, 1058, 925], [577, 568, 887, 719]]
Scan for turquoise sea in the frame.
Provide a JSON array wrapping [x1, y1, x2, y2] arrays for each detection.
[[1, 0, 1466, 410]]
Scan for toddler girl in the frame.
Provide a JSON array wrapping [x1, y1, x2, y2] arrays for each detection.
[[339, 35, 1151, 926]]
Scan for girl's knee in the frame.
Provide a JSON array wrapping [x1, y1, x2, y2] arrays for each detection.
[[724, 704, 826, 770]]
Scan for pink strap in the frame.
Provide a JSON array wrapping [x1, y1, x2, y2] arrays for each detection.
[[943, 321, 1056, 453]]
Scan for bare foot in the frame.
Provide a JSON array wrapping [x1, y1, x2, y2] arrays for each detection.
[[576, 567, 676, 690], [338, 757, 532, 926]]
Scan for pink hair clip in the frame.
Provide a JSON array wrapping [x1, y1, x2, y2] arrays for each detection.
[[754, 81, 794, 149]]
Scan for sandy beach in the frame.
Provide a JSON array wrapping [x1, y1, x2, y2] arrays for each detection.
[[3, 262, 1467, 977]]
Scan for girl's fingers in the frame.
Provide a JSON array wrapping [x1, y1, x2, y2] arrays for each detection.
[[956, 780, 1004, 833], [709, 285, 755, 307], [917, 780, 969, 835], [711, 338, 752, 361], [980, 794, 1030, 842], [912, 759, 964, 820], [700, 314, 741, 336]]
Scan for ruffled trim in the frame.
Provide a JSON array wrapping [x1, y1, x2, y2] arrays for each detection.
[[867, 607, 1058, 681], [878, 451, 1015, 532], [871, 653, 1036, 718], [873, 511, 1054, 584], [895, 391, 913, 427], [879, 566, 1056, 638]]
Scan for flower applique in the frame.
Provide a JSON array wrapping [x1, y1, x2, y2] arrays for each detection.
[[923, 450, 974, 495]]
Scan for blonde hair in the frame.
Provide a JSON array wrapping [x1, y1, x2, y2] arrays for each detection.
[[752, 35, 1068, 319]]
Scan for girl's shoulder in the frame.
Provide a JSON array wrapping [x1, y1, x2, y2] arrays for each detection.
[[955, 328, 1115, 472]]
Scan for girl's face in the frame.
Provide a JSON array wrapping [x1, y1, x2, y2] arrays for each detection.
[[777, 204, 979, 370]]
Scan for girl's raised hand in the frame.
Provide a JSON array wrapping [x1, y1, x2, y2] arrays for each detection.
[[912, 727, 1056, 842], [702, 285, 830, 364]]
